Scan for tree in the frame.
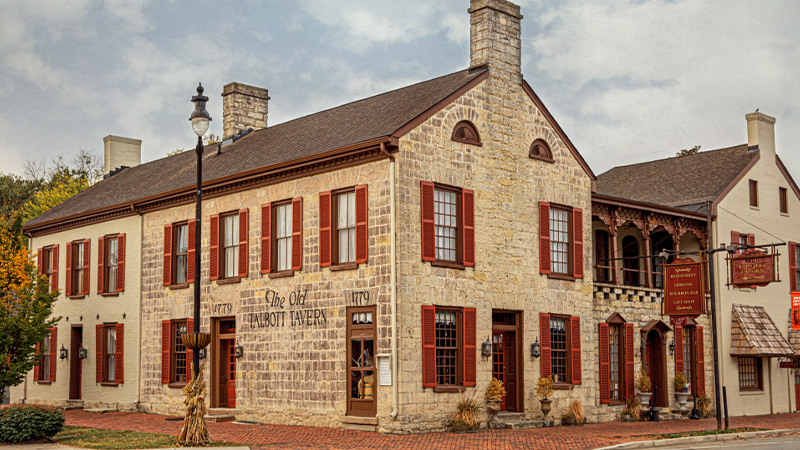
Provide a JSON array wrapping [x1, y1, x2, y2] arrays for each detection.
[[0, 225, 59, 400], [676, 145, 701, 157], [168, 134, 222, 156]]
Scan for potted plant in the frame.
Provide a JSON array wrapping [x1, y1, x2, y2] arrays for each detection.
[[535, 376, 554, 424], [562, 399, 584, 426], [697, 394, 713, 418], [485, 378, 506, 429], [636, 366, 652, 407], [620, 395, 641, 422], [450, 390, 481, 432], [673, 371, 690, 413]]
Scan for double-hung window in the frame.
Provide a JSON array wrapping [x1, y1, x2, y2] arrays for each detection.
[[36, 334, 51, 381], [539, 202, 583, 278], [261, 198, 302, 275], [98, 234, 125, 294], [37, 245, 58, 293], [210, 209, 248, 281], [540, 312, 582, 386], [608, 324, 621, 401], [97, 323, 123, 384], [599, 315, 633, 404], [160, 318, 194, 385], [550, 207, 570, 275], [420, 182, 475, 267], [276, 202, 293, 271], [66, 239, 89, 296], [319, 186, 368, 268], [175, 224, 189, 284], [435, 188, 459, 262], [435, 309, 459, 386], [790, 242, 800, 291], [421, 305, 476, 390], [222, 213, 239, 279], [336, 191, 356, 264], [164, 221, 194, 286]]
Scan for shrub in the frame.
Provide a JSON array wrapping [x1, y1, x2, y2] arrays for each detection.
[[567, 399, 584, 424], [636, 367, 651, 393], [451, 389, 481, 431], [535, 376, 553, 399], [697, 394, 713, 416], [485, 378, 506, 401], [673, 371, 688, 392], [0, 404, 65, 443], [623, 395, 641, 420]]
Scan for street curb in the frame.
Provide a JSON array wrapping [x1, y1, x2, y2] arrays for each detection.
[[593, 428, 800, 450]]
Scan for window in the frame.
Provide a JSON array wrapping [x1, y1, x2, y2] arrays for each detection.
[[599, 316, 632, 404], [66, 240, 89, 296], [105, 237, 118, 292], [541, 313, 581, 386], [790, 242, 800, 291], [319, 186, 368, 268], [421, 305, 476, 389], [451, 121, 481, 146], [529, 139, 554, 162], [36, 334, 51, 381], [222, 213, 239, 278], [37, 245, 58, 293], [675, 324, 705, 397], [164, 222, 195, 286], [550, 317, 568, 383], [336, 191, 356, 264], [731, 231, 753, 256], [161, 319, 194, 385], [780, 187, 788, 214], [210, 210, 248, 281], [738, 357, 762, 391], [683, 328, 693, 393], [261, 198, 303, 274], [175, 224, 188, 284], [539, 202, 583, 278], [749, 180, 758, 207], [276, 202, 293, 271], [550, 208, 570, 275], [608, 325, 621, 401], [97, 323, 123, 384], [420, 182, 475, 267], [97, 234, 125, 294], [105, 326, 116, 381], [173, 321, 188, 383]]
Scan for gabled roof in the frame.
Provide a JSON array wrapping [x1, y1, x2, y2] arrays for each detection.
[[24, 68, 488, 231], [595, 145, 759, 214], [730, 304, 794, 357]]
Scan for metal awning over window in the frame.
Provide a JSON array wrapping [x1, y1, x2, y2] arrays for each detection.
[[730, 304, 795, 357]]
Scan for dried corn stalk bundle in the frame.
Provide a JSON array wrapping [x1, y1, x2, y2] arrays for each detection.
[[178, 360, 210, 446]]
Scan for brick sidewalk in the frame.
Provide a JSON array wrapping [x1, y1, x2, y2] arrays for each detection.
[[63, 410, 800, 450]]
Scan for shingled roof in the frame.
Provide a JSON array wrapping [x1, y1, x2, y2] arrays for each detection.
[[24, 67, 487, 231], [595, 145, 758, 214], [730, 304, 794, 357]]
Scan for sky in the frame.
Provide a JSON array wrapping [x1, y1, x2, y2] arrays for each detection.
[[1, 0, 799, 180]]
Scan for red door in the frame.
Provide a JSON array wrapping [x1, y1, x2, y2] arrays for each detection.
[[491, 332, 506, 410], [505, 331, 517, 412], [224, 339, 236, 408]]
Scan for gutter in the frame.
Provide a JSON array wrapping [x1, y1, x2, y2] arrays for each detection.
[[388, 143, 399, 419]]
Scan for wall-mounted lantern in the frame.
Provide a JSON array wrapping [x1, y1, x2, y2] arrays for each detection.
[[481, 337, 492, 358], [234, 341, 243, 359], [531, 338, 541, 358], [78, 345, 88, 360], [198, 348, 207, 360], [668, 338, 675, 357], [59, 345, 68, 360]]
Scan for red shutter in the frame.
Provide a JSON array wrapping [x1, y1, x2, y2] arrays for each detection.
[[695, 326, 705, 396], [115, 323, 124, 383], [209, 214, 220, 280], [261, 204, 272, 274], [292, 197, 303, 271], [625, 323, 634, 399], [675, 326, 684, 373], [748, 234, 755, 248], [51, 245, 58, 294], [161, 320, 171, 384], [186, 318, 194, 373], [462, 307, 476, 386], [731, 231, 741, 254], [97, 236, 105, 294], [790, 242, 797, 291], [96, 324, 103, 382], [163, 225, 172, 286], [37, 248, 43, 275], [187, 221, 196, 284], [319, 192, 332, 267], [421, 305, 437, 388], [570, 316, 582, 384], [65, 243, 72, 296], [539, 202, 551, 274], [420, 181, 435, 262], [238, 209, 249, 278], [572, 207, 584, 278], [48, 327, 57, 381], [599, 323, 610, 404], [116, 234, 125, 292], [355, 184, 368, 264], [82, 239, 90, 295], [462, 189, 475, 267], [33, 343, 41, 380], [540, 313, 551, 379]]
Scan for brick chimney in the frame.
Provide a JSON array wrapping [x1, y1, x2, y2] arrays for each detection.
[[222, 82, 270, 140], [745, 111, 776, 156], [469, 0, 523, 83], [103, 135, 141, 178]]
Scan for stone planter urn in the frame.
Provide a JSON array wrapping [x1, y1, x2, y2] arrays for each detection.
[[638, 392, 652, 410], [486, 398, 501, 429], [540, 398, 553, 422], [675, 392, 690, 412]]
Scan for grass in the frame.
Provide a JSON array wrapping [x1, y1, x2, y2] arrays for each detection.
[[53, 426, 240, 449], [645, 427, 763, 440]]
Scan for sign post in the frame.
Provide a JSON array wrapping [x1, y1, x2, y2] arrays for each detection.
[[662, 257, 706, 316]]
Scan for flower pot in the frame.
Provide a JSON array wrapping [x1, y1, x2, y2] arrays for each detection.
[[540, 398, 553, 420], [638, 392, 652, 407], [675, 392, 690, 411], [562, 416, 577, 426]]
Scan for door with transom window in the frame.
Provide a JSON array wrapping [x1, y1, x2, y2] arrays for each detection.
[[491, 311, 521, 412], [347, 306, 376, 417]]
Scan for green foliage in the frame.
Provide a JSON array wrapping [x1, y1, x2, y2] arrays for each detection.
[[0, 405, 65, 443], [676, 145, 701, 157]]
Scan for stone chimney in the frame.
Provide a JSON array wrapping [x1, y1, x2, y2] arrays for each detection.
[[222, 82, 270, 140], [103, 135, 141, 178], [469, 0, 523, 83], [745, 111, 776, 156]]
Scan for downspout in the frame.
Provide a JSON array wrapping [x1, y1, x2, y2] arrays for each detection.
[[768, 361, 774, 414], [386, 143, 399, 419], [22, 233, 32, 404], [137, 210, 143, 411]]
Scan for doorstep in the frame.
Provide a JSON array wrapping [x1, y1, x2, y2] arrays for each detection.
[[342, 415, 378, 432]]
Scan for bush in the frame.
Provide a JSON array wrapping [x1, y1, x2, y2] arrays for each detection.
[[485, 378, 506, 401], [450, 389, 481, 431], [0, 405, 65, 443]]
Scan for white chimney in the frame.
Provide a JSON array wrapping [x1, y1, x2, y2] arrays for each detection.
[[745, 112, 776, 156], [103, 135, 141, 178]]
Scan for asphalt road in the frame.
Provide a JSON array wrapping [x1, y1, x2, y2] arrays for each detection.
[[653, 433, 800, 450]]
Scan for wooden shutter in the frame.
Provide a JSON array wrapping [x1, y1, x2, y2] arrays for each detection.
[[33, 343, 41, 380], [748, 234, 755, 248], [261, 203, 272, 274], [209, 214, 220, 280], [96, 324, 103, 382], [48, 327, 57, 381], [238, 209, 249, 278], [539, 202, 551, 274], [625, 323, 634, 400], [695, 326, 705, 395], [749, 180, 758, 207], [462, 189, 475, 267], [37, 248, 43, 275], [420, 181, 435, 262], [161, 320, 171, 384], [186, 318, 194, 372], [540, 313, 551, 379], [598, 323, 610, 404], [421, 305, 437, 388], [572, 207, 583, 278], [65, 243, 72, 296], [790, 242, 797, 291], [731, 231, 741, 254], [163, 225, 172, 286], [115, 323, 124, 383], [675, 326, 684, 373], [319, 191, 332, 267], [116, 234, 125, 292], [292, 197, 303, 271], [187, 221, 196, 284], [51, 245, 58, 294], [82, 239, 90, 295], [355, 184, 368, 264], [462, 307, 476, 387], [570, 316, 582, 384], [97, 236, 105, 294]]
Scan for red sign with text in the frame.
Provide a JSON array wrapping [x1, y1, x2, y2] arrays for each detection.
[[730, 250, 776, 287], [663, 258, 706, 316], [792, 292, 800, 331]]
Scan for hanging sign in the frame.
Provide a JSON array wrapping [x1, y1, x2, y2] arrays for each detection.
[[730, 249, 776, 287], [662, 257, 706, 316], [792, 292, 800, 331], [669, 315, 699, 326]]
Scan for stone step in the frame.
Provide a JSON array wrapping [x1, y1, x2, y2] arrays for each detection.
[[502, 419, 542, 429], [62, 400, 84, 410], [342, 415, 378, 432], [496, 412, 526, 421], [204, 414, 236, 423]]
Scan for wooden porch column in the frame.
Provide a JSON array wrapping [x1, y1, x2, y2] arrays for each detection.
[[610, 228, 620, 285]]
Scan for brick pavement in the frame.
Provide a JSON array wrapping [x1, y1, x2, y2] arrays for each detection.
[[62, 410, 800, 450]]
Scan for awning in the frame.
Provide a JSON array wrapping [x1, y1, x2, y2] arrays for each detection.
[[730, 304, 795, 357]]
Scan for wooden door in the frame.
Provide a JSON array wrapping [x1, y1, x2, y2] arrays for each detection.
[[492, 311, 522, 412], [648, 331, 666, 407], [346, 306, 376, 417], [213, 318, 236, 408], [505, 331, 517, 412], [491, 332, 506, 411], [225, 339, 236, 408], [69, 326, 82, 400]]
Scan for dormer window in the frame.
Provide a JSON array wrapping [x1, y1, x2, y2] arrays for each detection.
[[529, 139, 554, 162], [451, 121, 481, 146]]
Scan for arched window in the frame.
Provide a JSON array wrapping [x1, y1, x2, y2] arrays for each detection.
[[529, 139, 554, 162], [451, 121, 482, 146]]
